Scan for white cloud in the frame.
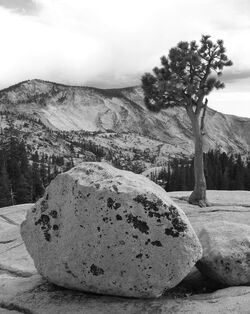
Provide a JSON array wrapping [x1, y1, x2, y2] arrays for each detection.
[[0, 0, 249, 116], [209, 89, 250, 118]]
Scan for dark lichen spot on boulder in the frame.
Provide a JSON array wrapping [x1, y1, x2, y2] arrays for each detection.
[[133, 194, 162, 212], [87, 193, 91, 197], [49, 210, 58, 219], [40, 199, 49, 212], [136, 253, 143, 259], [116, 214, 123, 221], [84, 168, 95, 175], [80, 225, 84, 228], [164, 210, 187, 237], [97, 227, 101, 232], [35, 214, 51, 242], [107, 197, 115, 208], [165, 227, 180, 237], [132, 235, 138, 239], [52, 224, 59, 231], [95, 183, 100, 189], [126, 214, 149, 234], [167, 205, 187, 232], [90, 264, 104, 276], [44, 233, 51, 242], [114, 202, 121, 210], [35, 214, 50, 225], [43, 231, 51, 241], [134, 197, 188, 237], [145, 239, 151, 245], [151, 240, 163, 247], [133, 195, 188, 236], [103, 217, 109, 223]]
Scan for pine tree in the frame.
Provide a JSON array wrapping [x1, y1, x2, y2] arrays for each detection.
[[40, 154, 47, 187], [142, 35, 232, 206], [245, 160, 250, 190], [179, 160, 188, 190], [19, 141, 32, 201], [221, 166, 229, 190], [6, 136, 21, 195], [0, 159, 12, 207], [15, 174, 32, 204], [19, 141, 30, 174], [31, 161, 44, 201], [235, 155, 244, 190]]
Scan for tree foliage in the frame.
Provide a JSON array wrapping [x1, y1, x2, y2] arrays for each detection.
[[142, 35, 232, 113]]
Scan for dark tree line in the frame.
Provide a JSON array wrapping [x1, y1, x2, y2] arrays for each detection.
[[1, 135, 249, 209], [0, 138, 73, 208], [151, 150, 250, 192], [0, 138, 43, 207]]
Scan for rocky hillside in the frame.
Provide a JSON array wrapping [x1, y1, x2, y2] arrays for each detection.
[[0, 79, 250, 169]]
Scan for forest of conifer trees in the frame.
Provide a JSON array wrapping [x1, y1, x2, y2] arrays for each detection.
[[1, 136, 250, 208], [0, 137, 73, 208], [151, 150, 250, 192]]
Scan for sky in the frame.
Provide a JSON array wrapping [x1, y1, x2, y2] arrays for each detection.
[[0, 0, 249, 117]]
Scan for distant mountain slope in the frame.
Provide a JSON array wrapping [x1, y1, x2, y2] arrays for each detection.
[[0, 79, 250, 160]]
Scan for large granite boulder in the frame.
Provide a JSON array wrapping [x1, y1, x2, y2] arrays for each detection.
[[21, 162, 202, 298], [196, 221, 250, 286]]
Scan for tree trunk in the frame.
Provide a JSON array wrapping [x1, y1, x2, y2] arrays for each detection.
[[188, 112, 209, 207]]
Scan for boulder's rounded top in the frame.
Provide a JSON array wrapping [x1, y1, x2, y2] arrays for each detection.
[[62, 162, 175, 205]]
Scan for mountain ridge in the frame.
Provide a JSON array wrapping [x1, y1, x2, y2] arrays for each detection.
[[1, 78, 249, 119], [0, 79, 249, 171], [0, 79, 138, 95]]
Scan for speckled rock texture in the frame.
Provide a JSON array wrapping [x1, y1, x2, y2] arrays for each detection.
[[21, 162, 202, 298], [197, 221, 250, 286]]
